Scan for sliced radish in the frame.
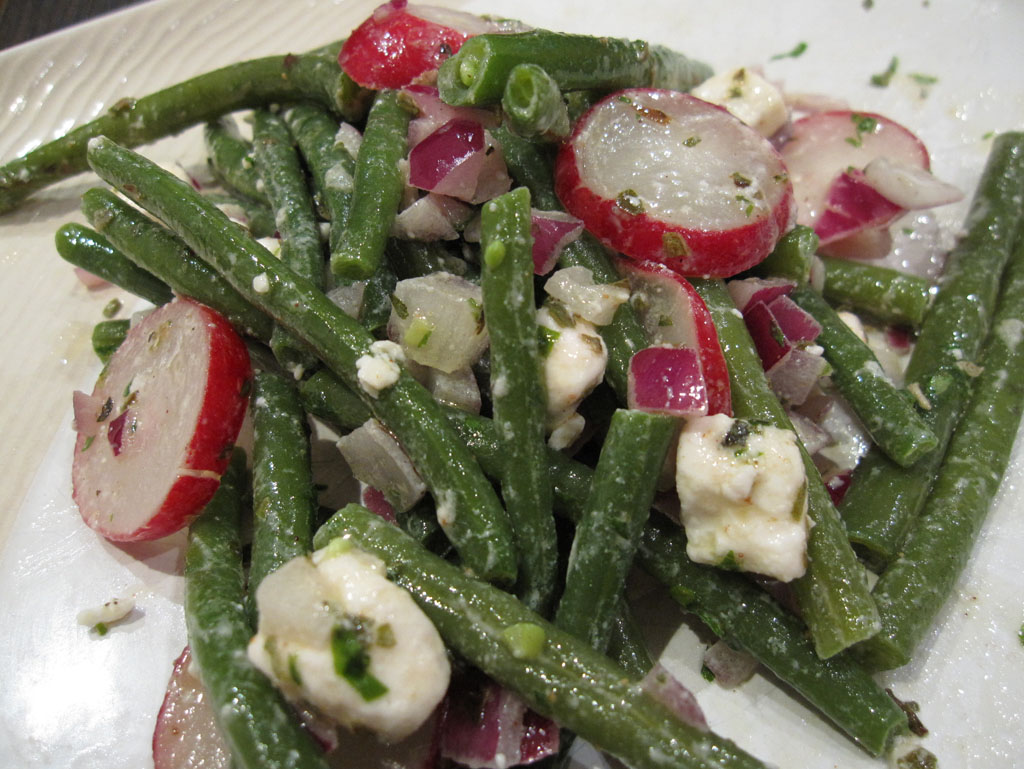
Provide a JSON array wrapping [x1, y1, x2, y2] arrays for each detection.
[[153, 646, 231, 769], [338, 1, 485, 89], [555, 89, 794, 277], [628, 346, 708, 416], [779, 110, 929, 229], [618, 259, 731, 415], [72, 298, 251, 541]]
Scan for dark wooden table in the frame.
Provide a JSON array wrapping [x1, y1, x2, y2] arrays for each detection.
[[0, 0, 148, 49]]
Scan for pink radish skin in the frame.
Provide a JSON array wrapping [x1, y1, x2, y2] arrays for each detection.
[[555, 89, 794, 277], [780, 110, 929, 229], [153, 646, 231, 769], [72, 298, 251, 542], [618, 259, 732, 415]]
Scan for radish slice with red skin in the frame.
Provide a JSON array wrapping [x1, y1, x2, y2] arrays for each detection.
[[338, 1, 484, 89], [555, 89, 795, 277], [628, 346, 708, 416], [72, 298, 251, 542], [619, 259, 732, 415], [780, 110, 929, 229], [153, 646, 231, 769]]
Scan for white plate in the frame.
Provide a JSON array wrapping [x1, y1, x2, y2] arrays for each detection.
[[1, 1, 1022, 767]]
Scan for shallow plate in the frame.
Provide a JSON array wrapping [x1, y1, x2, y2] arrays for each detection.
[[1, 0, 1022, 767]]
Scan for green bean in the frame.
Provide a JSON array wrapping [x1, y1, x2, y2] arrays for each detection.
[[502, 63, 571, 140], [491, 124, 648, 401], [692, 277, 881, 659], [298, 369, 372, 429], [300, 368, 909, 754], [55, 223, 173, 306], [86, 136, 517, 585], [747, 224, 817, 283], [185, 451, 329, 769], [790, 284, 937, 466], [857, 227, 1024, 670], [247, 370, 318, 623], [438, 30, 712, 106], [386, 238, 479, 282], [819, 256, 933, 328], [252, 108, 325, 373], [81, 187, 274, 341], [331, 91, 412, 279], [606, 598, 656, 680], [554, 408, 675, 651], [0, 43, 357, 214], [204, 116, 267, 204], [282, 103, 357, 257], [840, 132, 1024, 565], [481, 187, 558, 613], [91, 318, 129, 363], [316, 504, 769, 769]]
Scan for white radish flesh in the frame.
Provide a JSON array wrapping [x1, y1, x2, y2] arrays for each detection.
[[72, 298, 251, 541], [555, 89, 794, 277]]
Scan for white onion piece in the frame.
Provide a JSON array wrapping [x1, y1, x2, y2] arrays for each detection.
[[531, 209, 583, 274], [788, 410, 832, 456], [703, 640, 759, 689], [393, 193, 473, 241], [388, 272, 488, 373], [863, 156, 964, 210], [327, 280, 367, 319], [336, 419, 426, 512], [407, 359, 482, 414], [543, 266, 629, 326], [640, 664, 708, 732]]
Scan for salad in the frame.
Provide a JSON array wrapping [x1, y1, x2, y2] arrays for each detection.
[[0, 1, 1019, 769]]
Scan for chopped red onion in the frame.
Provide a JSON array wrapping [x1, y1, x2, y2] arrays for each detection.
[[743, 301, 790, 369], [627, 346, 709, 417], [74, 267, 111, 290], [863, 156, 963, 210], [702, 640, 759, 689], [438, 671, 559, 769], [766, 346, 829, 406], [814, 169, 904, 245], [337, 419, 426, 512], [404, 85, 499, 148], [408, 119, 511, 203], [360, 484, 399, 523], [393, 193, 474, 241], [726, 276, 795, 313], [640, 664, 708, 732], [766, 294, 822, 343], [530, 209, 583, 274]]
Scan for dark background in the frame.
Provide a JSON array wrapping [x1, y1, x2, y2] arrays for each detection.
[[0, 0, 147, 49]]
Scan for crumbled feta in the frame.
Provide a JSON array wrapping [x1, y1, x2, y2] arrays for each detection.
[[248, 544, 450, 742], [537, 304, 607, 436], [692, 67, 788, 138], [675, 414, 811, 582], [356, 340, 405, 398], [251, 272, 271, 294], [77, 596, 135, 631]]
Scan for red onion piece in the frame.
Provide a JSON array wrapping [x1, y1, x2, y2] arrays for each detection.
[[393, 193, 474, 241], [627, 346, 709, 416], [743, 301, 790, 369], [337, 419, 426, 512], [814, 169, 905, 245], [361, 484, 399, 523], [72, 390, 104, 438], [531, 209, 583, 274], [766, 294, 821, 343], [640, 664, 708, 732], [863, 156, 963, 210], [703, 640, 759, 689], [438, 671, 559, 769], [408, 119, 510, 203], [886, 325, 914, 352], [74, 267, 111, 290], [726, 276, 795, 313], [766, 346, 829, 405], [826, 471, 853, 506], [153, 646, 231, 769], [404, 85, 499, 148]]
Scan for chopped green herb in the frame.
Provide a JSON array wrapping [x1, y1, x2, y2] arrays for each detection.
[[580, 334, 604, 355], [718, 550, 742, 571], [896, 746, 938, 769], [846, 113, 880, 147], [683, 135, 702, 147], [82, 435, 95, 451], [657, 315, 674, 327], [288, 653, 304, 686], [537, 325, 560, 357], [870, 56, 899, 87], [102, 298, 122, 318], [983, 130, 996, 141], [662, 231, 690, 257], [735, 194, 755, 217], [731, 172, 752, 188], [404, 318, 434, 349], [376, 623, 396, 648], [331, 623, 388, 701], [545, 300, 575, 329], [97, 397, 113, 422], [770, 41, 808, 60], [94, 622, 109, 636], [390, 294, 409, 320], [669, 585, 698, 608], [721, 420, 751, 448], [700, 664, 716, 682], [615, 189, 645, 215]]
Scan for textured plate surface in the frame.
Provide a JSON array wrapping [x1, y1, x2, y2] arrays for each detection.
[[1, 0, 1023, 767]]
